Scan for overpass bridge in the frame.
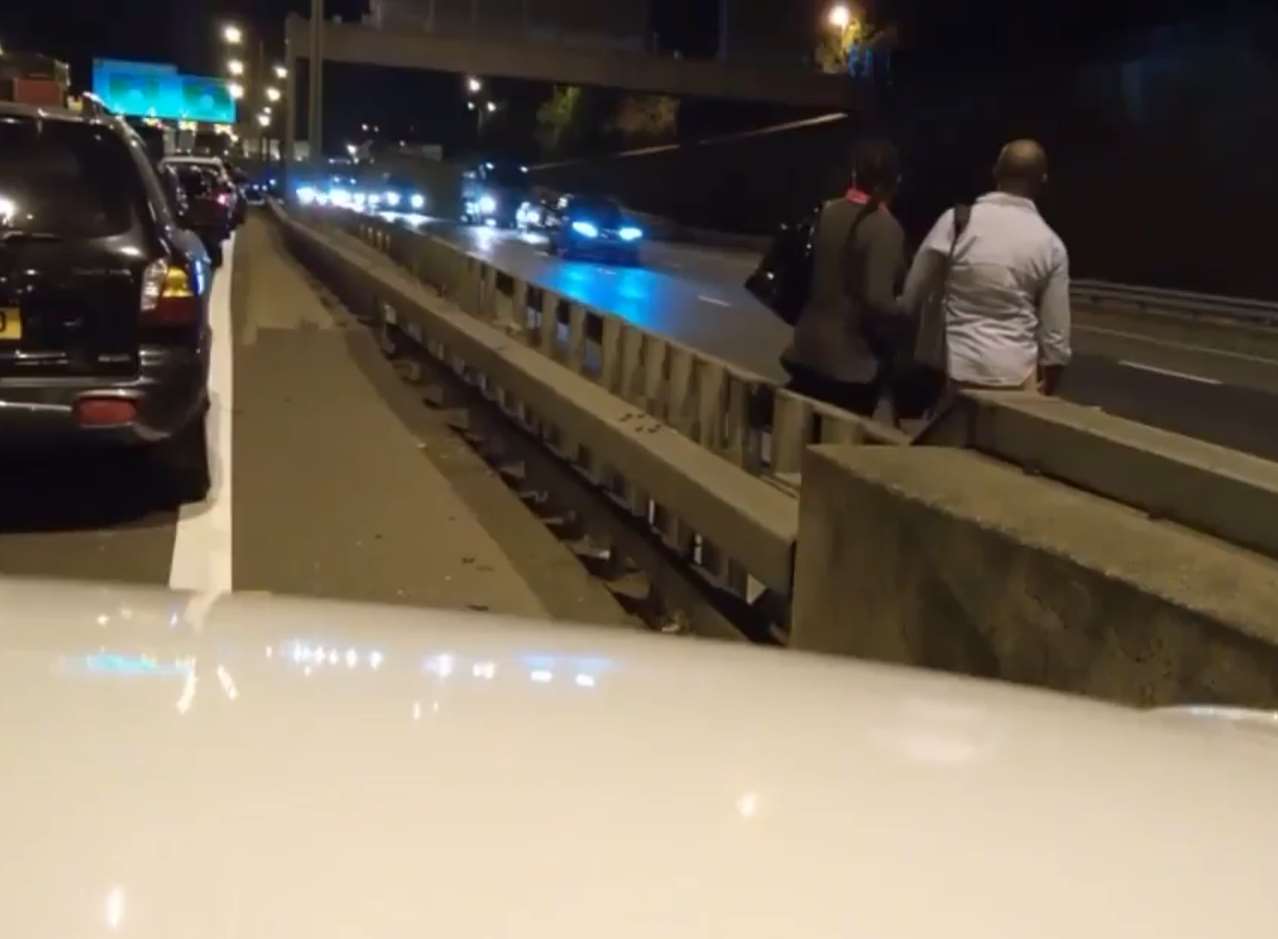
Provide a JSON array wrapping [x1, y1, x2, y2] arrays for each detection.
[[282, 11, 855, 162]]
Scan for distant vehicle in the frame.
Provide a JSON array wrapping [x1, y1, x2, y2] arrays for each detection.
[[515, 194, 557, 233], [164, 155, 241, 227], [461, 161, 527, 228], [0, 103, 212, 497], [165, 162, 235, 268], [548, 195, 644, 264], [6, 578, 1278, 938], [366, 173, 427, 214]]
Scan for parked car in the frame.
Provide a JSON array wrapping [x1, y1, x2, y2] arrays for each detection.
[[165, 162, 234, 267], [547, 194, 644, 264], [4, 577, 1278, 938], [0, 102, 212, 498]]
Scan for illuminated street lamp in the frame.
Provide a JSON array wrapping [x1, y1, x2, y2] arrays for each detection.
[[227, 59, 245, 77], [257, 112, 271, 128], [827, 4, 852, 29], [223, 24, 243, 45], [266, 86, 282, 103], [467, 76, 483, 94], [274, 65, 288, 80], [467, 101, 476, 112], [228, 82, 245, 101], [486, 101, 497, 113]]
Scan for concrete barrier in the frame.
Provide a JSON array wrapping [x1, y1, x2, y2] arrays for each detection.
[[924, 392, 1278, 562], [277, 204, 799, 604], [791, 445, 1278, 708]]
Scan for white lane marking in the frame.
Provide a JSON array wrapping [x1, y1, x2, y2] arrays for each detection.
[[698, 295, 731, 307], [169, 234, 235, 592], [1076, 324, 1278, 367], [1118, 360, 1223, 386]]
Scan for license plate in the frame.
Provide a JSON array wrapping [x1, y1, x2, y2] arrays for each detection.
[[0, 308, 20, 342]]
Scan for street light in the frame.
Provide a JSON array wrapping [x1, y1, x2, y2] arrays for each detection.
[[486, 101, 497, 113], [228, 82, 245, 101], [467, 76, 483, 94], [274, 65, 288, 80], [467, 101, 476, 112], [227, 59, 245, 77], [266, 86, 282, 103], [827, 4, 852, 29], [223, 24, 243, 45], [257, 113, 271, 128]]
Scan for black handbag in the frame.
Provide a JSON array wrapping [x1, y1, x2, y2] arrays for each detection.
[[745, 207, 821, 326]]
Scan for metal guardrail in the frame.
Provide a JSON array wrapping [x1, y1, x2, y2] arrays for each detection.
[[275, 202, 908, 639], [1072, 280, 1278, 328]]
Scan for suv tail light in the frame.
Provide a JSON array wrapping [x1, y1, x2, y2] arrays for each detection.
[[141, 258, 200, 326]]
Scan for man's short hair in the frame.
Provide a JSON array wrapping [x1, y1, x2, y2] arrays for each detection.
[[995, 139, 1049, 195], [853, 139, 901, 198]]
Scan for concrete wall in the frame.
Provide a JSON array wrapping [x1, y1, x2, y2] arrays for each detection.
[[370, 0, 650, 48], [287, 16, 852, 109], [792, 445, 1278, 708]]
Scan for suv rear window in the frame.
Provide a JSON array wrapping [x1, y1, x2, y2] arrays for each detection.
[[172, 166, 216, 197], [0, 116, 141, 238]]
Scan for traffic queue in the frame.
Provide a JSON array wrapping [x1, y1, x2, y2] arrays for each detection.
[[0, 51, 253, 500]]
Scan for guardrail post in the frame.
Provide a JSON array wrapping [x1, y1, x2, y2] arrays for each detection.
[[539, 291, 560, 357], [567, 304, 589, 374], [697, 361, 726, 452], [667, 347, 696, 437], [599, 317, 624, 395], [511, 279, 530, 334], [772, 392, 814, 477], [619, 325, 645, 403], [643, 337, 669, 420]]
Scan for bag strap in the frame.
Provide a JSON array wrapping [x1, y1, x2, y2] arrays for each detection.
[[947, 204, 972, 266], [839, 197, 881, 302]]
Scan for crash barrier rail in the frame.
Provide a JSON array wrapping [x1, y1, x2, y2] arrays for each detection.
[[275, 203, 906, 636], [1072, 280, 1278, 328], [331, 209, 909, 478]]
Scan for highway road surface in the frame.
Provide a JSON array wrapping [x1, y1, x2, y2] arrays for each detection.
[[412, 216, 1278, 461], [0, 213, 631, 622]]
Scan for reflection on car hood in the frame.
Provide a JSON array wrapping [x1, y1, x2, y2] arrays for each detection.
[[2, 578, 1276, 937]]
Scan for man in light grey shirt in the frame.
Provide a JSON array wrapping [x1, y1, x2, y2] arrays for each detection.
[[901, 139, 1072, 393]]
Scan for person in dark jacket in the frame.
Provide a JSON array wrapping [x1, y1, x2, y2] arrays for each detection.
[[782, 140, 907, 416]]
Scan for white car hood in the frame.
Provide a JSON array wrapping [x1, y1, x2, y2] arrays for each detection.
[[2, 579, 1276, 938]]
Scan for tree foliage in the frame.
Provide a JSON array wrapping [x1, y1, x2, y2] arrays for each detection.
[[535, 85, 584, 155], [609, 95, 680, 143]]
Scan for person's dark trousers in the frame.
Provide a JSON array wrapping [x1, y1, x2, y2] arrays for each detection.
[[783, 363, 882, 417]]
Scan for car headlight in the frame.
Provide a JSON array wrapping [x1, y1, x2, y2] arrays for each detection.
[[572, 220, 599, 238], [296, 186, 317, 205], [384, 191, 401, 207], [478, 194, 498, 215], [410, 193, 426, 210], [619, 226, 644, 242]]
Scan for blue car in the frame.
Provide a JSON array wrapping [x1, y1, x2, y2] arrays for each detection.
[[547, 196, 643, 265]]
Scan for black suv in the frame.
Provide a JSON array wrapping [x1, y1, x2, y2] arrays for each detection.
[[0, 103, 212, 496]]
